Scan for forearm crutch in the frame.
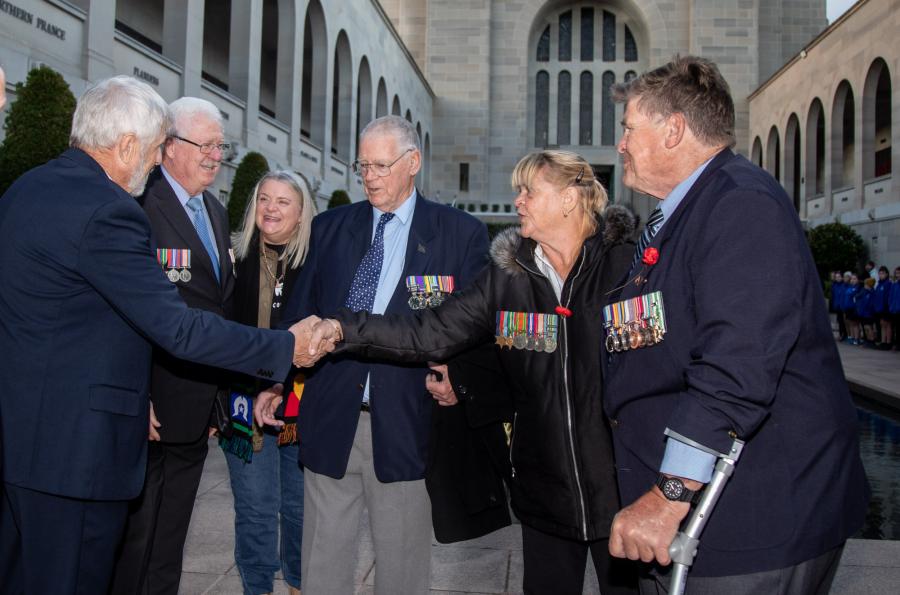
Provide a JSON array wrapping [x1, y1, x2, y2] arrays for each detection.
[[667, 437, 745, 595]]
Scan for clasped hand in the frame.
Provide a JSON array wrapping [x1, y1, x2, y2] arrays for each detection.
[[287, 315, 342, 367]]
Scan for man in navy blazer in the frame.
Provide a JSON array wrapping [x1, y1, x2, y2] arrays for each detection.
[[274, 116, 489, 594], [0, 76, 302, 595], [603, 57, 868, 593]]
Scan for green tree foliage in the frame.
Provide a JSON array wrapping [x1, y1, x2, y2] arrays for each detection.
[[228, 151, 269, 231], [327, 189, 350, 209], [807, 222, 868, 281], [0, 66, 76, 196]]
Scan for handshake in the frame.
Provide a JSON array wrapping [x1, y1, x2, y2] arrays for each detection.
[[287, 315, 343, 367]]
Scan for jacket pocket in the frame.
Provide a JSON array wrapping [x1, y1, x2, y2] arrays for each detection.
[[89, 384, 141, 417]]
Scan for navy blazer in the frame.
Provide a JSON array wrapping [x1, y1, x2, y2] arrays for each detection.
[[0, 149, 293, 501], [604, 150, 868, 576], [281, 193, 489, 482]]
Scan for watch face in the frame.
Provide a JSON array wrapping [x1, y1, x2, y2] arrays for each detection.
[[661, 478, 685, 500]]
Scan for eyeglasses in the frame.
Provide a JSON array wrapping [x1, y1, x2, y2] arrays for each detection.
[[172, 135, 231, 155], [351, 148, 413, 177]]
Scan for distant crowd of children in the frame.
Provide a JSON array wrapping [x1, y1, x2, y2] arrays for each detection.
[[829, 261, 900, 350]]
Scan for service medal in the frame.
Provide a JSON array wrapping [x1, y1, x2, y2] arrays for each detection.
[[167, 269, 180, 282], [180, 269, 192, 283]]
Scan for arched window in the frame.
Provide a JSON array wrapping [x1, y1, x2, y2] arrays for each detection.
[[392, 95, 401, 116], [559, 11, 572, 61], [624, 25, 638, 62], [535, 70, 549, 147], [863, 58, 891, 179], [558, 71, 572, 145], [536, 26, 550, 62], [751, 137, 763, 167], [529, 3, 645, 151], [784, 114, 802, 212], [405, 109, 413, 123], [331, 31, 353, 159], [601, 71, 615, 146], [356, 58, 373, 157], [806, 99, 826, 197], [766, 126, 781, 183], [579, 71, 593, 145], [376, 78, 388, 118], [831, 81, 855, 190], [301, 0, 327, 144]]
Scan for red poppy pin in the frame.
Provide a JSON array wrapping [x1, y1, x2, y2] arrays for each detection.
[[642, 247, 659, 266], [555, 306, 573, 318]]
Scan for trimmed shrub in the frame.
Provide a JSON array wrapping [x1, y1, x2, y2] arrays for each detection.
[[327, 189, 351, 209], [228, 151, 269, 230], [0, 66, 76, 196], [807, 222, 867, 281]]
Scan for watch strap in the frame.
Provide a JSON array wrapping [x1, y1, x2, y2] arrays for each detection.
[[655, 474, 702, 505]]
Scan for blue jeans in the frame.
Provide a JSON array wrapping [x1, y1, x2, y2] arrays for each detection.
[[225, 431, 303, 594]]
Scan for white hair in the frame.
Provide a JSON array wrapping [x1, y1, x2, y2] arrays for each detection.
[[168, 96, 223, 136], [70, 75, 169, 150], [359, 115, 421, 153], [231, 170, 318, 270]]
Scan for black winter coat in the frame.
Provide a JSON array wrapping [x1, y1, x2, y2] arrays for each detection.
[[335, 206, 635, 541]]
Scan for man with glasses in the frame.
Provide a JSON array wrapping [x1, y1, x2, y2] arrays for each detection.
[[272, 115, 490, 594], [111, 97, 237, 595]]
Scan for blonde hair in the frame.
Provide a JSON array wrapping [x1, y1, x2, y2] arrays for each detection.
[[510, 150, 609, 235], [231, 170, 317, 269]]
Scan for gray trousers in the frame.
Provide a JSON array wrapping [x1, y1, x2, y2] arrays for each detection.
[[301, 411, 432, 595], [639, 544, 844, 595]]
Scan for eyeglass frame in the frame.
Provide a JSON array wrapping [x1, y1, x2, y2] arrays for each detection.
[[171, 135, 231, 155], [351, 147, 414, 177]]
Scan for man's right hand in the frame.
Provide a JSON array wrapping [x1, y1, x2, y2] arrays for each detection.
[[149, 401, 161, 441], [288, 315, 322, 367], [255, 383, 285, 428]]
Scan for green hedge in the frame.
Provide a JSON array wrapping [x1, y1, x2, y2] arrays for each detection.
[[227, 151, 269, 230]]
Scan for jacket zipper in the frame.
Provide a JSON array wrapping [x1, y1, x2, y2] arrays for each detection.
[[516, 250, 590, 540]]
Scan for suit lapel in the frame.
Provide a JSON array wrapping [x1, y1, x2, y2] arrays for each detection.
[[151, 176, 219, 285], [387, 193, 436, 313], [203, 192, 232, 291], [620, 150, 735, 301]]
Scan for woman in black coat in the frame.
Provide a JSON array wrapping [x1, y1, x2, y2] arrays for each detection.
[[282, 150, 638, 595]]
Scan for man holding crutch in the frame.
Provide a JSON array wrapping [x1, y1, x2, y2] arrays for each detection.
[[602, 55, 868, 595]]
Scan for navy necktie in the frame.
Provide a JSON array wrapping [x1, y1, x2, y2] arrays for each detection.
[[632, 206, 664, 270], [187, 196, 220, 283], [345, 212, 395, 312]]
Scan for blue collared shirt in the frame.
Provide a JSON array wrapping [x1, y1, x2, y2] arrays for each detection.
[[363, 188, 417, 402], [161, 166, 220, 257], [655, 156, 718, 483]]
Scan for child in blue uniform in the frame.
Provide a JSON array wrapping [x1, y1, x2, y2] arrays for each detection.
[[890, 267, 900, 350], [874, 266, 893, 349]]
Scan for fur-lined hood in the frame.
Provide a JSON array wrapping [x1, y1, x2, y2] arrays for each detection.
[[489, 204, 635, 274]]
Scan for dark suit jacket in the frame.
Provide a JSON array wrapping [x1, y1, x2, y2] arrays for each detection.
[[604, 149, 868, 576], [0, 149, 293, 501], [140, 169, 236, 442], [281, 193, 489, 482]]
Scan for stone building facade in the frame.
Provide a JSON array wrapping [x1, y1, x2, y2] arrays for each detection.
[[0, 0, 435, 210], [748, 0, 898, 268], [1, 0, 831, 223]]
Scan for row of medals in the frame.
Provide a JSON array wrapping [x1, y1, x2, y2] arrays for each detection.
[[167, 267, 191, 283], [496, 333, 558, 353], [408, 291, 448, 310], [605, 320, 663, 353]]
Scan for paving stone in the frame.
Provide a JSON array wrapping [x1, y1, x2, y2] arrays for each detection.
[[430, 546, 509, 593]]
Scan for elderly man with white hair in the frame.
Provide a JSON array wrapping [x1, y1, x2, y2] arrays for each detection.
[[0, 76, 306, 594], [110, 96, 240, 595]]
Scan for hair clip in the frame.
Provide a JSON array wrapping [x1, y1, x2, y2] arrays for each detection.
[[574, 167, 584, 185]]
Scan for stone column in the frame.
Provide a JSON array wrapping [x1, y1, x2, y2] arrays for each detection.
[[83, 0, 116, 82], [163, 0, 205, 97], [228, 0, 263, 150]]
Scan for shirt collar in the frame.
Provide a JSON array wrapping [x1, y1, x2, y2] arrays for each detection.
[[659, 156, 714, 222], [161, 165, 195, 207], [373, 187, 417, 225]]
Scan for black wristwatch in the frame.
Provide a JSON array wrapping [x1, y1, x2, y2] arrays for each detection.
[[655, 474, 703, 505]]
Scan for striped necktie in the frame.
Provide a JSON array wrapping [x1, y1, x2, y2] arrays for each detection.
[[632, 206, 664, 270], [186, 196, 220, 283]]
